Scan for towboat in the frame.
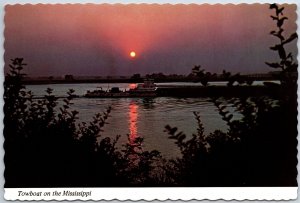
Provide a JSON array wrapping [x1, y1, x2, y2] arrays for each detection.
[[128, 79, 157, 97], [84, 79, 157, 98]]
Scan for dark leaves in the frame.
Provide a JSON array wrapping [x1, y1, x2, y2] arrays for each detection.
[[277, 17, 288, 27], [282, 33, 298, 45], [270, 29, 284, 41], [269, 4, 284, 16], [270, 44, 286, 59], [267, 4, 297, 82], [265, 62, 282, 69], [269, 3, 278, 10]]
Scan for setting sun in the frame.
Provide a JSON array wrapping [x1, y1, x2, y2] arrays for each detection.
[[130, 51, 136, 58]]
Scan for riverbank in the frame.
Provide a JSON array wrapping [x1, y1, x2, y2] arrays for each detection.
[[21, 74, 279, 85]]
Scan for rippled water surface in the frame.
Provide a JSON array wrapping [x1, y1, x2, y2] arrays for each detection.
[[27, 83, 240, 158]]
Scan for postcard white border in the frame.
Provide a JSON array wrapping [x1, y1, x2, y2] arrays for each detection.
[[3, 187, 298, 200], [0, 0, 299, 202]]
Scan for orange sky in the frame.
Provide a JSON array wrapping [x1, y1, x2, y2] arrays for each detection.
[[4, 4, 297, 76]]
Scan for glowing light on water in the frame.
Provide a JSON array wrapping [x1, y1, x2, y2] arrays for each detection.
[[129, 101, 138, 145]]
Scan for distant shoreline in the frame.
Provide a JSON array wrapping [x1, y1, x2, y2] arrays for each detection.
[[21, 75, 279, 85]]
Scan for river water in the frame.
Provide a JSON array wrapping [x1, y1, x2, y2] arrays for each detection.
[[26, 82, 245, 158]]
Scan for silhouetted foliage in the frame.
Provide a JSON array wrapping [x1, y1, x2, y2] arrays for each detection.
[[266, 3, 298, 85], [220, 71, 253, 87], [164, 112, 242, 186], [192, 67, 253, 87], [192, 65, 214, 86], [163, 4, 297, 186], [163, 94, 296, 186], [4, 58, 162, 187]]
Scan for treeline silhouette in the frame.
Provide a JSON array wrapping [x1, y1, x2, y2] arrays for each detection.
[[4, 4, 297, 187]]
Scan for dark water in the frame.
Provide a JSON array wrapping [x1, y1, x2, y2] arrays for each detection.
[[26, 83, 243, 158]]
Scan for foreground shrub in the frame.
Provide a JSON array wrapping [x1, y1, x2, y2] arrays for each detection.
[[4, 58, 162, 187], [162, 4, 297, 187]]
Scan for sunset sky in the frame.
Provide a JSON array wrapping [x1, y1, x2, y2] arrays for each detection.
[[4, 4, 297, 76]]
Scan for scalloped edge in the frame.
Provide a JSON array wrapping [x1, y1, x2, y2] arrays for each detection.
[[1, 2, 299, 201]]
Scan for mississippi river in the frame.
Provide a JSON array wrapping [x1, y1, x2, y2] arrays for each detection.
[[27, 82, 243, 158]]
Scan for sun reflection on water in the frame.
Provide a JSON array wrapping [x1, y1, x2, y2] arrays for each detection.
[[129, 101, 138, 145]]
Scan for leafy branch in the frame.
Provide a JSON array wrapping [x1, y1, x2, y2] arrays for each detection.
[[265, 4, 298, 79]]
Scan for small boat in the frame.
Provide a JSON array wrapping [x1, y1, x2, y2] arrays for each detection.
[[84, 79, 157, 98]]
